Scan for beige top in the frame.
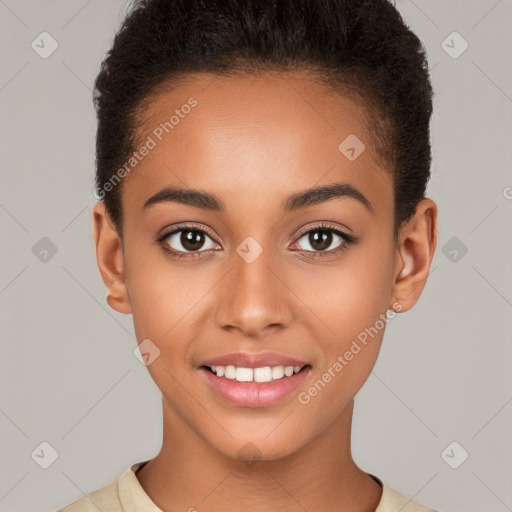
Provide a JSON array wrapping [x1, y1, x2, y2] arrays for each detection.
[[59, 461, 438, 512]]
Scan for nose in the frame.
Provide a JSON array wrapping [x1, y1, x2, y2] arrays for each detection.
[[214, 244, 294, 339]]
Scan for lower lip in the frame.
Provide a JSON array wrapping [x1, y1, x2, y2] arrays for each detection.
[[200, 366, 311, 408]]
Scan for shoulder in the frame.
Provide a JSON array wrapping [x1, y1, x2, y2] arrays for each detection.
[[57, 461, 156, 512], [372, 474, 439, 512], [378, 485, 440, 511], [57, 479, 121, 512]]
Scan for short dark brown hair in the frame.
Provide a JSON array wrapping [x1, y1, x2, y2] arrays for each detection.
[[93, 0, 435, 239]]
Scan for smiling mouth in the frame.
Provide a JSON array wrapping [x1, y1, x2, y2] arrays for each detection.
[[202, 364, 310, 383]]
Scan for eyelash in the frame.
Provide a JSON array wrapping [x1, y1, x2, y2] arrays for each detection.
[[156, 222, 357, 260]]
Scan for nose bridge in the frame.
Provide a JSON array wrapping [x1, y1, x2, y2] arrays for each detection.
[[215, 237, 292, 336]]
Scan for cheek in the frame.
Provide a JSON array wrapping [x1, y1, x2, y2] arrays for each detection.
[[125, 239, 209, 339], [299, 247, 395, 335], [296, 237, 394, 397]]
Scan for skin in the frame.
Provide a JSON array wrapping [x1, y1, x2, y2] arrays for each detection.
[[92, 71, 437, 512]]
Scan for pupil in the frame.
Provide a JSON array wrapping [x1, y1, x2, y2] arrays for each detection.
[[310, 230, 332, 251], [181, 230, 204, 251]]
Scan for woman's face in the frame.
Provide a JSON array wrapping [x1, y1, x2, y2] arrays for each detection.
[[99, 71, 409, 460]]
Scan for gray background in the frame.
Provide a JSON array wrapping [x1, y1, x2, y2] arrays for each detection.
[[1, 1, 511, 511]]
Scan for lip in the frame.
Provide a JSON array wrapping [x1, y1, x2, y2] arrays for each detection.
[[200, 365, 311, 408], [200, 351, 308, 369]]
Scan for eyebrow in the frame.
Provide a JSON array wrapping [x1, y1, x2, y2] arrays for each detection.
[[283, 182, 373, 214], [142, 182, 373, 214]]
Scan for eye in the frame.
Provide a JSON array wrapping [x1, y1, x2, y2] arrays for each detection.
[[156, 222, 356, 261], [157, 224, 220, 259], [291, 223, 356, 258]]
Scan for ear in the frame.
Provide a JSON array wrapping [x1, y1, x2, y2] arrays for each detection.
[[92, 202, 132, 314], [390, 198, 438, 313]]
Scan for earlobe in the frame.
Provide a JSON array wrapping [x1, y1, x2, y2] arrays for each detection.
[[390, 198, 438, 313], [92, 202, 132, 315]]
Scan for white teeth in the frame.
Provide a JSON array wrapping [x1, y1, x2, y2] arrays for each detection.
[[254, 366, 272, 383], [207, 364, 304, 382], [284, 366, 294, 377], [271, 366, 284, 380], [235, 367, 253, 382], [225, 365, 236, 379]]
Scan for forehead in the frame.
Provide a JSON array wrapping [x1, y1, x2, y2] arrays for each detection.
[[122, 71, 392, 216]]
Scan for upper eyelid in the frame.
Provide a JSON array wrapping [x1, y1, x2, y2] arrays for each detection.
[[295, 223, 350, 238], [160, 223, 348, 236], [159, 223, 216, 241]]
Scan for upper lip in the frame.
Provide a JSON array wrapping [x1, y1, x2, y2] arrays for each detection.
[[201, 351, 308, 369]]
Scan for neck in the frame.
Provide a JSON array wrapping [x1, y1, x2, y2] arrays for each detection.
[[136, 398, 382, 512]]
